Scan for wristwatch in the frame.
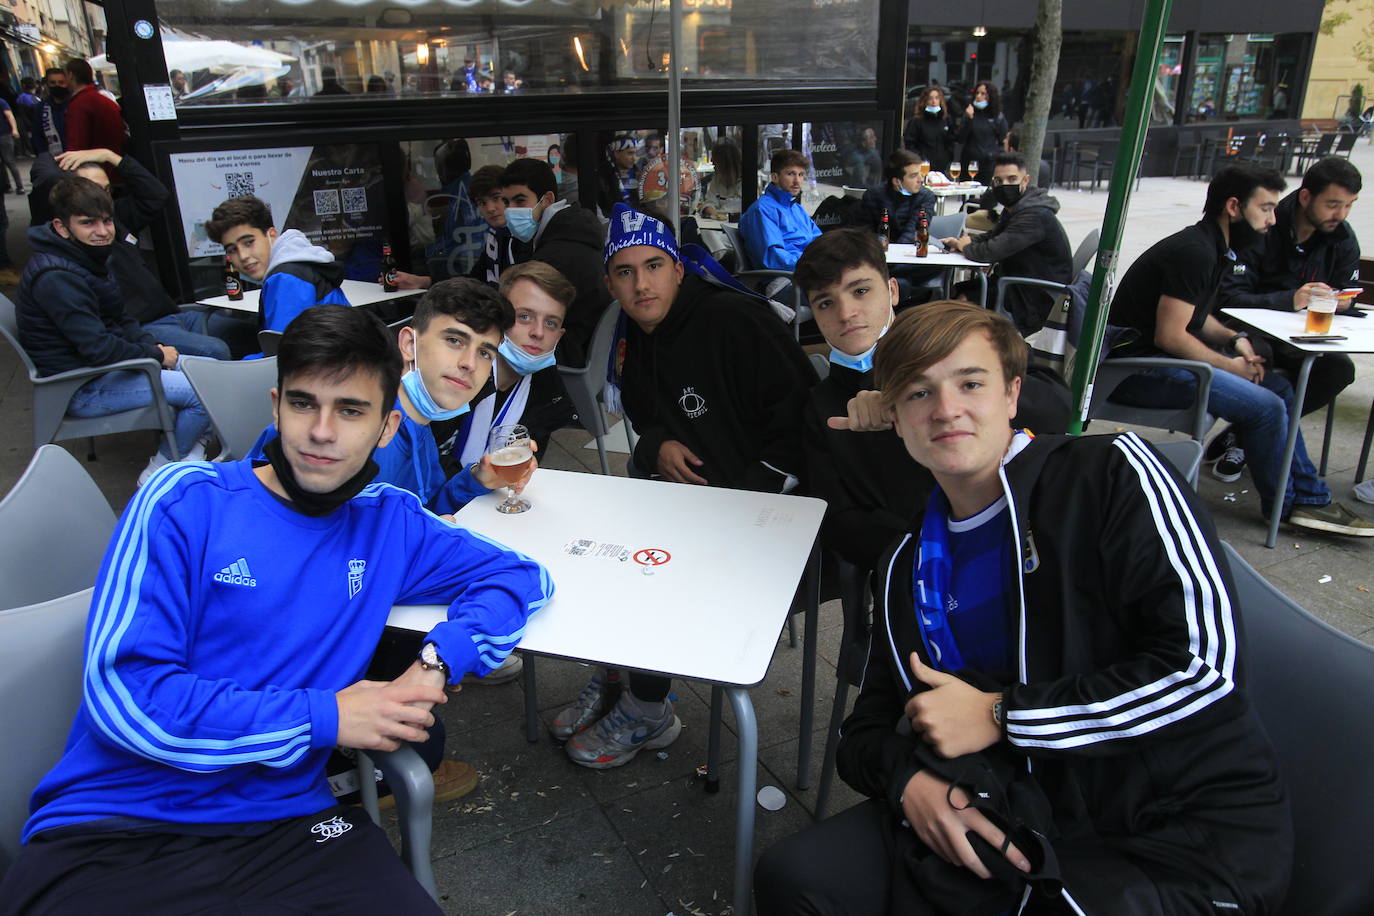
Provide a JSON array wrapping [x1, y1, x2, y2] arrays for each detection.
[[991, 695, 1005, 728], [1227, 330, 1250, 352], [418, 642, 449, 677]]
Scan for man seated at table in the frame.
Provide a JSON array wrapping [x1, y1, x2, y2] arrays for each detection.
[[436, 261, 577, 475], [17, 176, 213, 486], [798, 228, 1070, 572], [1213, 156, 1362, 481], [207, 194, 350, 337], [546, 204, 815, 770], [33, 147, 245, 358], [941, 151, 1072, 335], [1107, 163, 1373, 537], [852, 148, 943, 304], [0, 305, 554, 916], [739, 149, 822, 271], [755, 300, 1292, 916], [499, 158, 611, 365]]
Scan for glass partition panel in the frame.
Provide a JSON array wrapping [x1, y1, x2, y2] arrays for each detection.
[[145, 0, 879, 108]]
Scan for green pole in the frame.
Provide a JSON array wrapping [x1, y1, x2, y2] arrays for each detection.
[[1066, 0, 1174, 434]]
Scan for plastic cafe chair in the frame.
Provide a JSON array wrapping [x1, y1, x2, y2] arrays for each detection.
[[556, 302, 635, 477], [720, 224, 811, 340], [179, 356, 278, 461], [257, 330, 282, 357], [814, 554, 872, 821], [1087, 358, 1214, 487]]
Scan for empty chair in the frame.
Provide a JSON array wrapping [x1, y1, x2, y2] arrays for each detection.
[[557, 303, 631, 475], [1222, 542, 1374, 915], [0, 293, 179, 459], [179, 356, 278, 461], [1088, 357, 1213, 486], [1295, 133, 1337, 173], [0, 445, 116, 611], [1332, 131, 1358, 159], [927, 211, 965, 241]]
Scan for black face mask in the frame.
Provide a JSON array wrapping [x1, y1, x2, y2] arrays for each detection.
[[259, 435, 380, 517], [1228, 216, 1263, 253], [47, 86, 68, 103], [60, 226, 113, 264], [992, 184, 1024, 209]]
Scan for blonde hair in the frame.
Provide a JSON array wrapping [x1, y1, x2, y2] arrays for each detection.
[[874, 300, 1027, 412], [498, 261, 576, 311]]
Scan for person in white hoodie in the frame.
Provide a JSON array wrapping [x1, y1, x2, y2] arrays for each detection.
[[207, 195, 350, 337]]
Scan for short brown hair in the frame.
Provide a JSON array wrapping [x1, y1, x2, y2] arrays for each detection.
[[883, 149, 923, 184], [206, 196, 274, 243], [794, 227, 888, 299], [469, 164, 506, 201], [498, 261, 576, 311], [875, 300, 1026, 411], [49, 176, 112, 222], [770, 149, 809, 174]]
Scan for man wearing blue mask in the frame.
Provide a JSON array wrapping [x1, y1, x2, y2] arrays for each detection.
[[940, 152, 1072, 336], [855, 149, 942, 303], [498, 158, 612, 367]]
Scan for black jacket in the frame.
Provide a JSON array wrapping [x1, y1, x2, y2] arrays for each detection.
[[963, 187, 1073, 335], [529, 203, 612, 366], [838, 432, 1291, 913], [433, 363, 577, 477], [1219, 190, 1362, 313], [854, 185, 936, 245], [902, 111, 957, 174], [621, 275, 816, 492], [957, 109, 1008, 170], [17, 224, 162, 376]]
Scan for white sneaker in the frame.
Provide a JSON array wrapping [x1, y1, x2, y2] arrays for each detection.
[[1354, 479, 1374, 505], [183, 431, 215, 462], [137, 452, 172, 488]]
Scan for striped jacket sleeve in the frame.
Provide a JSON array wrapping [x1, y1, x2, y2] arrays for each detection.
[[392, 495, 554, 681], [82, 465, 336, 773], [1004, 433, 1242, 756]]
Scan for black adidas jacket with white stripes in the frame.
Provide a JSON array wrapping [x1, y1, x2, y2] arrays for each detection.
[[836, 431, 1292, 914]]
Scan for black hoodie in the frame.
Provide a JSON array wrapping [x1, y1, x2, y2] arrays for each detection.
[[530, 202, 613, 365], [963, 186, 1073, 335], [620, 275, 816, 492]]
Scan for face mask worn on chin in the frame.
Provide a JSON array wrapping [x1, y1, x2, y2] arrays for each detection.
[[896, 186, 915, 197], [992, 184, 1024, 209], [499, 336, 556, 375], [973, 99, 989, 110], [400, 335, 472, 421], [1229, 217, 1264, 253], [828, 310, 894, 373], [260, 435, 380, 517], [924, 106, 942, 116], [65, 230, 113, 264], [505, 207, 539, 242]]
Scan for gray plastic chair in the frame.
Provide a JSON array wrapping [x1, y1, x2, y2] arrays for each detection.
[[1221, 542, 1374, 915], [180, 356, 278, 461], [0, 588, 95, 876], [721, 224, 811, 339], [928, 211, 965, 241], [814, 555, 870, 821], [0, 293, 179, 459], [0, 445, 116, 611], [994, 228, 1100, 320], [1088, 357, 1214, 486], [355, 745, 440, 900], [557, 303, 632, 476]]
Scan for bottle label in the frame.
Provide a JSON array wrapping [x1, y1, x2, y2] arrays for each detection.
[[383, 269, 398, 288], [225, 277, 240, 294]]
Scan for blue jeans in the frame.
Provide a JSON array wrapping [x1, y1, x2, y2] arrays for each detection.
[[142, 312, 231, 360], [67, 366, 210, 459], [1112, 365, 1330, 516]]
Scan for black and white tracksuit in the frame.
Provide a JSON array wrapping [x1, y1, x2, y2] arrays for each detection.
[[837, 432, 1292, 914]]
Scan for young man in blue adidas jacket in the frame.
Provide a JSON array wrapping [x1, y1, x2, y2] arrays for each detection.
[[756, 302, 1290, 915], [739, 148, 821, 271], [0, 306, 553, 915], [208, 194, 350, 337]]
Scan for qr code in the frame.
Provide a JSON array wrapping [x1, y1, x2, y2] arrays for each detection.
[[341, 186, 367, 214], [224, 172, 255, 198], [313, 189, 340, 216]]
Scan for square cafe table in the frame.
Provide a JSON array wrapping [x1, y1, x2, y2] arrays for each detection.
[[196, 278, 422, 313], [387, 468, 826, 909], [1221, 307, 1374, 547], [887, 242, 991, 307]]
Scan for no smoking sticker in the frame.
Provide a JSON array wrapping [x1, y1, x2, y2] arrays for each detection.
[[633, 548, 671, 567]]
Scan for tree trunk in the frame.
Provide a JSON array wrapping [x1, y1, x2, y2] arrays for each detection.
[[1020, 0, 1063, 184]]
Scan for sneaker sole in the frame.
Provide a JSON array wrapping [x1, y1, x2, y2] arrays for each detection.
[[1211, 466, 1243, 483], [1354, 490, 1374, 506], [1287, 516, 1374, 537], [569, 716, 683, 770]]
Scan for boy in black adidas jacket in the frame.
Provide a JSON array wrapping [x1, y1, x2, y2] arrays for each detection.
[[756, 301, 1291, 915]]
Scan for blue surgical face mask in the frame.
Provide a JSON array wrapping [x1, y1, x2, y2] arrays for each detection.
[[548, 154, 561, 167], [499, 336, 556, 375], [828, 308, 894, 373], [924, 105, 941, 115], [506, 207, 539, 242], [896, 186, 915, 197], [399, 334, 471, 421], [973, 99, 989, 110]]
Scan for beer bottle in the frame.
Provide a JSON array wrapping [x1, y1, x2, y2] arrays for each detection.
[[223, 256, 243, 301], [381, 241, 399, 292], [916, 214, 929, 258], [878, 208, 890, 252]]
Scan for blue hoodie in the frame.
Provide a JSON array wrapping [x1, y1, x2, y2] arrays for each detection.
[[738, 182, 821, 271], [261, 229, 350, 333]]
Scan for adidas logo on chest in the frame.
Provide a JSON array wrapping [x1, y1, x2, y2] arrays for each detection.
[[213, 557, 257, 588]]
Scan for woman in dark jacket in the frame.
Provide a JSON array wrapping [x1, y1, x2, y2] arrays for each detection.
[[902, 86, 957, 174], [958, 81, 1008, 176]]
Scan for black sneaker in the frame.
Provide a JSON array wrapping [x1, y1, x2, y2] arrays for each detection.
[[1212, 447, 1246, 482], [1204, 427, 1237, 464]]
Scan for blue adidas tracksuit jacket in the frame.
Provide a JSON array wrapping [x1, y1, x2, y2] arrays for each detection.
[[23, 459, 552, 841], [738, 182, 822, 271]]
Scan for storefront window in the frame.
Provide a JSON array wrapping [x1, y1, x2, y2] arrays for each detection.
[[143, 0, 878, 107], [1189, 33, 1305, 122]]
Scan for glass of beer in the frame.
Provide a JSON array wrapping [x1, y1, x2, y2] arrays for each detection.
[[966, 160, 979, 181], [487, 424, 533, 514], [949, 161, 962, 181], [919, 161, 931, 179], [1305, 290, 1338, 335]]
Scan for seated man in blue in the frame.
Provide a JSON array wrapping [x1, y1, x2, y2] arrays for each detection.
[[207, 194, 349, 335], [739, 148, 822, 271], [0, 305, 553, 915]]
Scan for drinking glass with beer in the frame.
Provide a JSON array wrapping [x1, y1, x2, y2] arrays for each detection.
[[487, 424, 534, 514], [949, 161, 962, 181], [919, 161, 931, 180], [1305, 290, 1338, 335]]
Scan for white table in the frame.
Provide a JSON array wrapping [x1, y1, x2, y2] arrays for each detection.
[[1221, 308, 1374, 547], [388, 469, 825, 909], [929, 182, 987, 214], [887, 243, 991, 307], [196, 278, 423, 314]]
